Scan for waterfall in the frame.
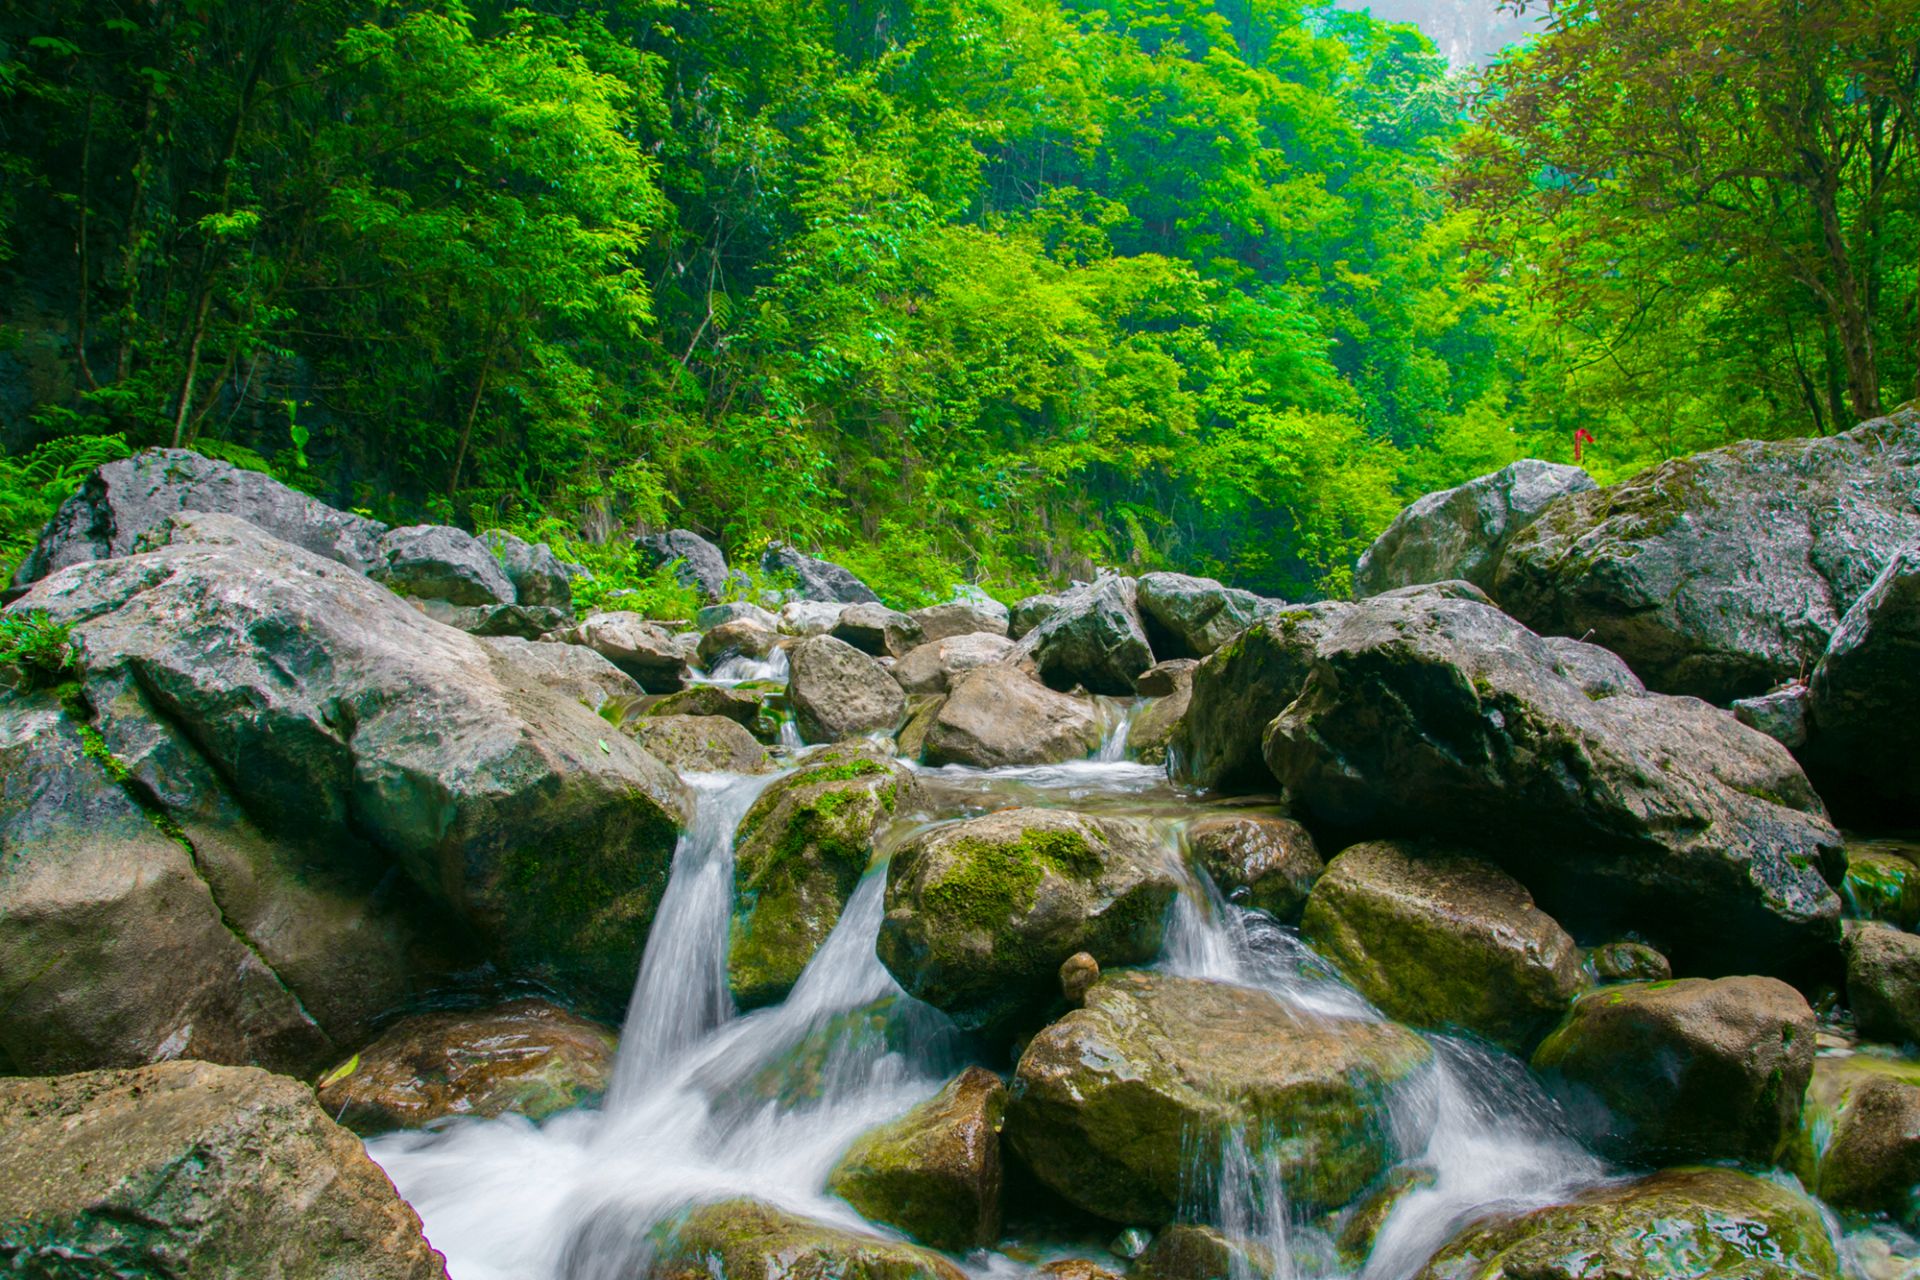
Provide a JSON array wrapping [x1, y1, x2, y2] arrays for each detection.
[[701, 646, 790, 686]]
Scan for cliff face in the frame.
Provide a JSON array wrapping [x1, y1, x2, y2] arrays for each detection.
[[1335, 0, 1542, 65]]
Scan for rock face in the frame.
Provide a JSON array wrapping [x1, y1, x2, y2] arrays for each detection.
[[481, 530, 576, 608], [0, 1061, 448, 1279], [833, 602, 927, 658], [762, 542, 881, 604], [1530, 977, 1815, 1165], [921, 665, 1102, 767], [788, 634, 907, 742], [9, 513, 690, 1023], [644, 1199, 965, 1280], [372, 524, 517, 606], [891, 632, 1015, 695], [1170, 601, 1345, 790], [10, 447, 388, 588], [1792, 1052, 1920, 1222], [909, 600, 1010, 643], [878, 809, 1179, 1040], [827, 1066, 1007, 1250], [1008, 592, 1068, 640], [629, 715, 773, 774], [1006, 971, 1432, 1223], [548, 611, 691, 691], [1731, 684, 1811, 750], [1807, 543, 1920, 820], [1354, 459, 1595, 599], [637, 528, 737, 603], [1135, 572, 1278, 658], [314, 999, 616, 1133], [1185, 813, 1322, 920], [730, 750, 913, 1007], [1012, 576, 1155, 694], [1846, 921, 1920, 1044], [1415, 1166, 1839, 1280], [1493, 410, 1920, 702], [1261, 592, 1843, 975], [1301, 841, 1582, 1051]]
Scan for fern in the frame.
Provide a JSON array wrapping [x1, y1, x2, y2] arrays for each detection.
[[0, 433, 132, 578]]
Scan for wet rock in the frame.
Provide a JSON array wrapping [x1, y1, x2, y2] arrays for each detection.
[[11, 447, 388, 588], [0, 1060, 448, 1279], [480, 530, 577, 608], [1185, 814, 1322, 921], [1128, 682, 1192, 767], [779, 599, 850, 635], [879, 809, 1179, 1041], [1060, 952, 1100, 1003], [730, 749, 914, 1007], [1006, 970, 1432, 1223], [827, 1066, 1008, 1250], [1336, 1166, 1437, 1267], [1493, 409, 1920, 702], [1530, 976, 1815, 1165], [1302, 840, 1582, 1051], [892, 632, 1015, 696], [547, 611, 692, 692], [1037, 1260, 1122, 1280], [637, 528, 738, 603], [833, 602, 927, 658], [1009, 591, 1069, 640], [1791, 1052, 1920, 1222], [922, 665, 1102, 767], [1843, 842, 1920, 928], [1846, 921, 1920, 1044], [696, 618, 781, 667], [1169, 601, 1345, 791], [1415, 1166, 1839, 1280], [644, 1198, 966, 1280], [314, 999, 616, 1133], [1131, 1225, 1275, 1280], [788, 635, 907, 742], [696, 600, 779, 631], [629, 715, 773, 775], [1135, 658, 1198, 697], [1262, 591, 1843, 976], [372, 524, 518, 607], [1011, 576, 1154, 695], [1807, 543, 1920, 821], [1136, 572, 1280, 658], [1586, 941, 1671, 983], [645, 684, 768, 729], [910, 600, 1010, 643], [761, 543, 881, 604], [895, 694, 946, 760], [1355, 459, 1596, 598], [1732, 683, 1811, 751]]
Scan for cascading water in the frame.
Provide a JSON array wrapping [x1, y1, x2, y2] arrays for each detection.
[[700, 646, 791, 686]]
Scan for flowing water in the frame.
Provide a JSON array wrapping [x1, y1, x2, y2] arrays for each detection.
[[369, 737, 1671, 1280]]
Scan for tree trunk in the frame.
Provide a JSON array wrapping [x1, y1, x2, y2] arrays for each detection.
[[1813, 182, 1883, 421]]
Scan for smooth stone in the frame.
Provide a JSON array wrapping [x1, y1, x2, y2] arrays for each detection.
[[628, 714, 773, 774], [909, 600, 1010, 643], [787, 635, 907, 742], [921, 665, 1102, 767], [1186, 813, 1322, 921], [1847, 921, 1920, 1044], [891, 632, 1015, 695], [827, 1066, 1008, 1250]]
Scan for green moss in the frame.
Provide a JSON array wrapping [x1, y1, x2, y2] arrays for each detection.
[[922, 827, 1100, 934]]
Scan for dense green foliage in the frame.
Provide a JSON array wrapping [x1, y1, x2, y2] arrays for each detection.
[[1, 0, 1915, 601]]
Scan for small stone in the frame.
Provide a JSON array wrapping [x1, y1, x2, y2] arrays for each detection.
[[1060, 952, 1100, 1003], [1587, 940, 1671, 983]]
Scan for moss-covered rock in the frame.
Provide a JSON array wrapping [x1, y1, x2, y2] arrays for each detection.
[[643, 1199, 966, 1280], [827, 1066, 1007, 1250], [730, 748, 914, 1008], [1127, 685, 1190, 767], [1843, 841, 1920, 928], [645, 683, 768, 727], [1791, 1051, 1920, 1222], [1005, 970, 1432, 1224], [1586, 940, 1671, 983], [878, 809, 1179, 1041], [1130, 1225, 1275, 1280], [1301, 841, 1582, 1051], [1414, 1166, 1840, 1280], [1846, 920, 1920, 1044], [895, 694, 947, 761], [1186, 813, 1321, 921], [314, 998, 616, 1134], [1530, 977, 1815, 1165], [628, 714, 773, 774]]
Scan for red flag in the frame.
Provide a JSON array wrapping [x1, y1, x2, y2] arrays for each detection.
[[1573, 427, 1596, 464]]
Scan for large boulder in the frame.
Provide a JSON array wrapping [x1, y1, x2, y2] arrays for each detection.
[[695, 600, 778, 631], [10, 447, 388, 589], [637, 528, 738, 603], [1415, 1166, 1839, 1280], [1135, 571, 1279, 657], [642, 1199, 964, 1280], [878, 809, 1179, 1040], [1529, 976, 1815, 1165], [1006, 970, 1432, 1223], [0, 1061, 448, 1279], [1126, 672, 1192, 766], [1806, 543, 1920, 821], [891, 632, 1014, 695], [1791, 1052, 1920, 1222], [696, 618, 782, 668], [787, 634, 906, 742], [778, 599, 849, 636], [1354, 459, 1595, 598], [1845, 921, 1920, 1044], [1301, 840, 1582, 1051], [9, 513, 691, 1019], [480, 530, 576, 608], [1493, 410, 1920, 702], [1011, 576, 1155, 695], [730, 748, 913, 1007], [1185, 813, 1322, 920], [628, 715, 773, 774], [372, 524, 516, 607], [1008, 591, 1068, 640], [409, 598, 569, 640], [314, 999, 616, 1134], [827, 1066, 1007, 1250], [762, 542, 881, 604], [909, 600, 1010, 643], [1261, 591, 1843, 976], [921, 665, 1102, 767], [832, 602, 926, 658], [547, 611, 691, 692], [1169, 601, 1346, 791]]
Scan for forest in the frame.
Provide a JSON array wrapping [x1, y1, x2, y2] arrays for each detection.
[[1, 0, 1916, 603]]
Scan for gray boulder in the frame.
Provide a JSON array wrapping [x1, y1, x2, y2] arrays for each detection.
[[761, 542, 881, 604], [696, 619, 781, 667], [1009, 592, 1068, 640], [778, 599, 849, 636], [547, 611, 691, 692], [1010, 576, 1154, 695], [372, 524, 517, 606], [696, 601, 778, 631], [1846, 921, 1920, 1044], [409, 598, 570, 640], [1494, 410, 1920, 701], [892, 633, 1015, 696], [1733, 684, 1812, 751], [481, 530, 577, 608], [921, 665, 1102, 767], [1170, 601, 1348, 791], [637, 529, 739, 603], [910, 599, 1010, 642], [787, 634, 906, 742], [832, 602, 926, 658], [1354, 459, 1595, 598], [628, 715, 773, 775], [1807, 544, 1920, 820], [1136, 571, 1280, 657]]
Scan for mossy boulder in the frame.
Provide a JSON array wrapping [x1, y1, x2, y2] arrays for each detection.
[[1301, 840, 1582, 1051], [1414, 1166, 1839, 1280], [877, 809, 1179, 1041], [643, 1199, 965, 1280], [314, 998, 616, 1134], [645, 683, 768, 727], [729, 748, 914, 1008], [628, 714, 773, 774], [1530, 977, 1815, 1165], [1005, 970, 1433, 1224], [1186, 813, 1321, 920], [1845, 920, 1920, 1044], [1130, 1225, 1275, 1280], [1586, 940, 1671, 983], [1843, 841, 1920, 929], [827, 1066, 1007, 1250], [921, 665, 1102, 767], [1791, 1051, 1920, 1222]]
